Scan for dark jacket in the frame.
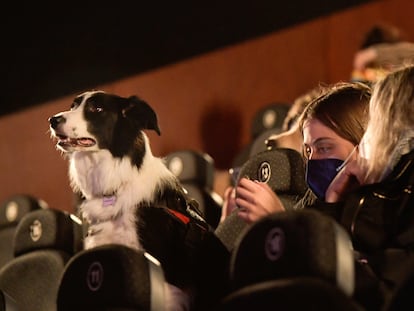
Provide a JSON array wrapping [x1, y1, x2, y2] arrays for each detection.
[[297, 149, 414, 310]]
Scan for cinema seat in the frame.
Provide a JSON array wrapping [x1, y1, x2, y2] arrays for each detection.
[[0, 194, 47, 269], [215, 147, 308, 252], [250, 103, 290, 141], [165, 149, 223, 229], [232, 102, 290, 169], [57, 244, 167, 311], [0, 207, 82, 311], [0, 289, 18, 311], [213, 209, 364, 311]]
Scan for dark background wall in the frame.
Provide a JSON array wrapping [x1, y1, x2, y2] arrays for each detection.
[[1, 0, 412, 213], [2, 0, 374, 116]]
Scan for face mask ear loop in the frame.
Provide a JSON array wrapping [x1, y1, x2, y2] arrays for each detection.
[[336, 145, 358, 172]]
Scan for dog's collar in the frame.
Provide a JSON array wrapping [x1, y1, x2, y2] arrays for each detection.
[[85, 194, 119, 227], [102, 194, 116, 207]]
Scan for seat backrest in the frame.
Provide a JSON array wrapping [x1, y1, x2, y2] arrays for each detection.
[[165, 149, 223, 228], [214, 277, 364, 311], [229, 209, 355, 295], [181, 183, 223, 229], [250, 103, 290, 141], [216, 148, 308, 252], [165, 149, 215, 190], [57, 244, 167, 311], [248, 127, 285, 158], [231, 103, 290, 168], [213, 209, 361, 311], [0, 207, 82, 311], [236, 147, 308, 210], [214, 210, 249, 253], [0, 194, 47, 269], [0, 289, 18, 311]]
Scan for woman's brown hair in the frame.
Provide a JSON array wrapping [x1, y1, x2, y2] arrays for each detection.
[[298, 82, 371, 147]]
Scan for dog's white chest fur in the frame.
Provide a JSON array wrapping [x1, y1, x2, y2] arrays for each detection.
[[70, 145, 176, 250]]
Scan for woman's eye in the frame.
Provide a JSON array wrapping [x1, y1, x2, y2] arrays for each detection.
[[317, 146, 331, 154]]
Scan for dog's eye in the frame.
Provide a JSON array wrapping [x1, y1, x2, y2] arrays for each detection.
[[89, 105, 103, 113]]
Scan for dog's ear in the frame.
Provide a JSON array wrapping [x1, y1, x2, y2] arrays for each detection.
[[122, 96, 161, 135]]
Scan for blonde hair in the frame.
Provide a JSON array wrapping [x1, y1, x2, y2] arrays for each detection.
[[361, 64, 414, 183]]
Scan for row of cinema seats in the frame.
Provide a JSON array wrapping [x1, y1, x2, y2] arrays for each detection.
[[0, 194, 49, 269], [0, 149, 360, 311], [0, 194, 366, 311], [0, 195, 170, 310], [1, 147, 411, 310], [0, 197, 83, 310], [213, 209, 364, 311]]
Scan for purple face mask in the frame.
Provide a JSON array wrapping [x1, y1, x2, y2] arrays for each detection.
[[305, 158, 344, 200]]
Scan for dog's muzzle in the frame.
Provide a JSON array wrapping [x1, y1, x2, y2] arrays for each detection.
[[48, 115, 97, 149]]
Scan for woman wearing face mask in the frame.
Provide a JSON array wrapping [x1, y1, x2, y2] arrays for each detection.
[[225, 82, 371, 224]]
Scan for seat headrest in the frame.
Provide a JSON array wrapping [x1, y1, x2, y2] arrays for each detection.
[[249, 128, 284, 158], [0, 194, 48, 228], [165, 150, 215, 189], [236, 148, 307, 196], [13, 208, 82, 257], [57, 244, 166, 311], [230, 209, 355, 297], [250, 103, 290, 140], [181, 183, 223, 229]]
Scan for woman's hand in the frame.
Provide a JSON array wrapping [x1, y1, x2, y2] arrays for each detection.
[[325, 159, 366, 202], [235, 178, 285, 224], [220, 186, 238, 223]]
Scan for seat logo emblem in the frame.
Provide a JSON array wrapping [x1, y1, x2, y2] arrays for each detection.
[[258, 161, 271, 183], [87, 261, 104, 291], [30, 220, 42, 242], [265, 227, 285, 261]]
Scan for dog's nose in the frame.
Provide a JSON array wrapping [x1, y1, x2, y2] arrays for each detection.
[[49, 115, 65, 129]]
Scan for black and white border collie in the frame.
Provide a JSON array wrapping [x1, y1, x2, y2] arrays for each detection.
[[49, 90, 205, 311]]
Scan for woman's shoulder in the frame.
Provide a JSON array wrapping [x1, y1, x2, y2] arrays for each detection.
[[340, 150, 414, 250], [296, 189, 344, 221]]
